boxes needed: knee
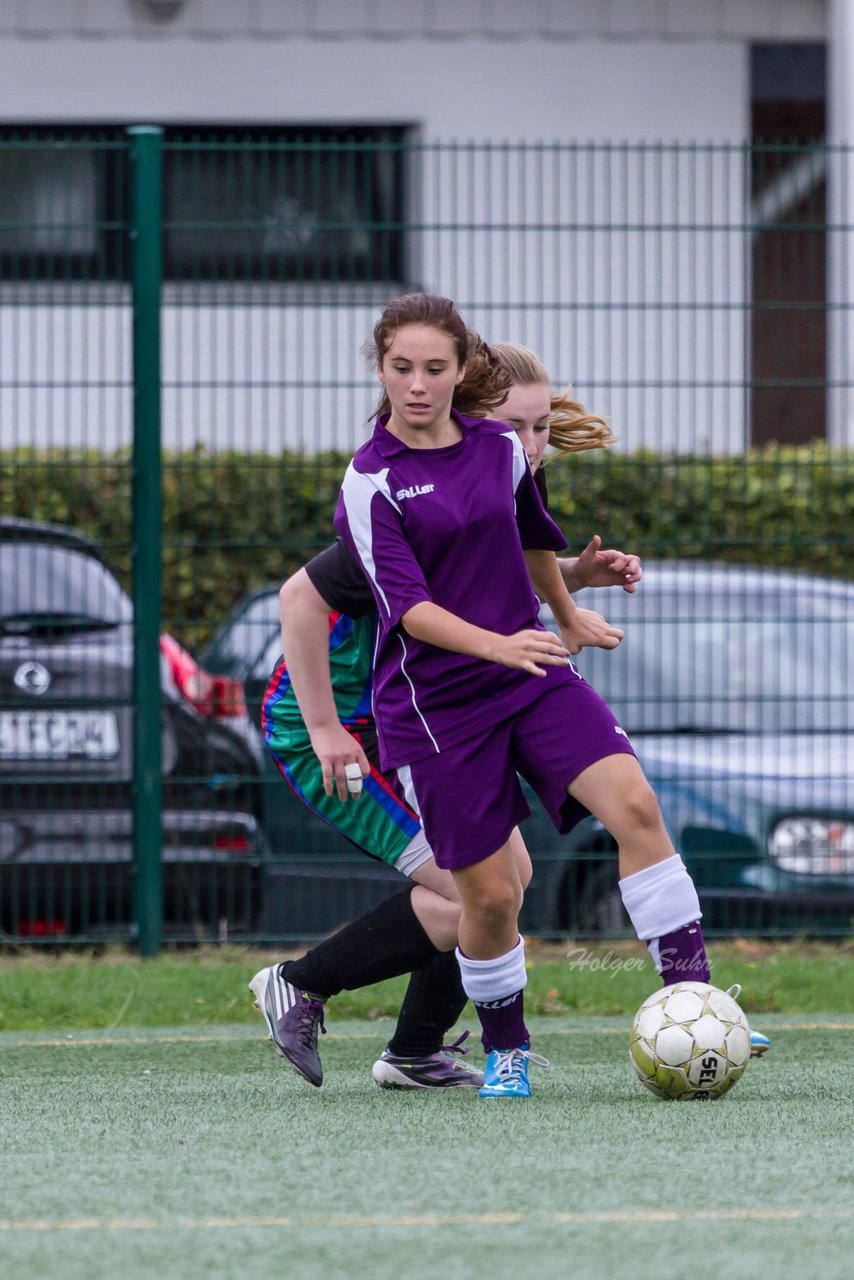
[433,895,462,945]
[621,781,665,835]
[410,885,462,951]
[466,877,523,929]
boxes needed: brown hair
[366,293,511,419]
[489,342,615,454]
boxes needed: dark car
[202,562,854,938]
[0,517,267,940]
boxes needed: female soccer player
[253,321,769,1093]
[330,292,731,1099]
[250,338,638,1089]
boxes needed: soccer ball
[629,981,751,1100]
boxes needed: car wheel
[561,858,630,936]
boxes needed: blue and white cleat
[749,1029,771,1058]
[478,1043,549,1098]
[726,984,771,1058]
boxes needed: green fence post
[128,126,163,956]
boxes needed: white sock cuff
[455,937,527,1002]
[618,854,702,942]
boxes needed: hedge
[2,444,852,652]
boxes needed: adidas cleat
[249,966,326,1086]
[371,1031,483,1089]
[478,1043,549,1099]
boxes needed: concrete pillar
[828,0,854,445]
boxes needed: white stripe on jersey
[343,463,439,753]
[501,429,529,493]
[340,463,398,619]
[396,632,440,754]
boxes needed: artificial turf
[2,1016,852,1280]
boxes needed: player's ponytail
[452,331,513,416]
[546,389,614,454]
[490,341,615,455]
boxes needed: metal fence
[0,128,852,948]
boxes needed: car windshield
[0,543,131,627]
[204,592,279,677]
[568,579,854,734]
[205,568,854,733]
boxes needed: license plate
[0,710,120,760]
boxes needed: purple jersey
[333,410,574,768]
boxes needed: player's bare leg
[452,840,548,1098]
[569,753,771,1055]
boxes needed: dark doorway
[750,42,826,445]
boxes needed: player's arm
[529,449,641,595]
[336,467,573,675]
[401,599,572,677]
[558,535,643,594]
[515,439,619,642]
[524,548,623,653]
[278,568,338,731]
[278,565,370,801]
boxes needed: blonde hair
[490,342,615,454]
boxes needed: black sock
[387,949,468,1059]
[280,888,438,999]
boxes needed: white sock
[455,936,527,1003]
[618,854,702,942]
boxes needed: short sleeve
[304,541,376,618]
[513,450,568,553]
[534,463,549,510]
[334,463,433,629]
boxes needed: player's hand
[574,535,643,594]
[308,723,371,801]
[491,629,573,677]
[560,607,624,654]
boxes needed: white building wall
[0,1,827,45]
[0,1,829,454]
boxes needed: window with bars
[0,124,408,285]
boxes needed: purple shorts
[392,677,636,870]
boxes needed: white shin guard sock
[455,936,527,1003]
[618,854,702,943]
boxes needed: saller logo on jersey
[396,483,435,501]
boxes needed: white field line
[5,1021,853,1049]
[0,1207,852,1232]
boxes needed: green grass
[1,943,852,1277]
[1,1018,853,1280]
[0,940,852,1032]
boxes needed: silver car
[536,561,854,933]
[203,560,854,937]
